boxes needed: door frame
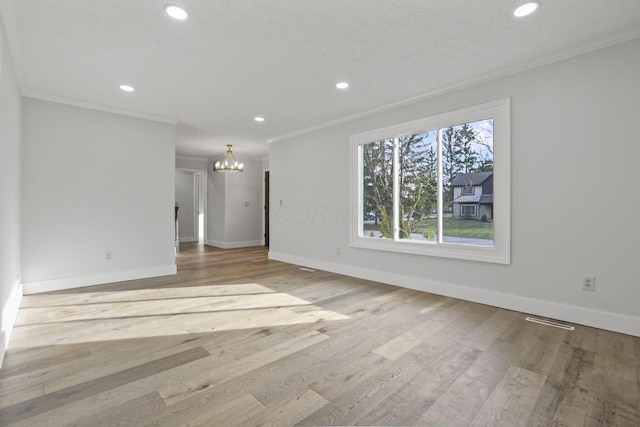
[194,171,207,242]
[264,170,270,247]
[175,168,208,245]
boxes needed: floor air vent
[525,316,575,331]
[298,267,316,272]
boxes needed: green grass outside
[364,218,494,239]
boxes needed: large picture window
[350,99,510,264]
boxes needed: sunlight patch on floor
[17,292,315,325]
[9,285,350,348]
[19,283,276,308]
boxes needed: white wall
[269,38,640,336]
[175,170,196,242]
[226,158,263,244]
[0,16,23,364]
[207,158,264,248]
[176,155,208,171]
[208,165,226,244]
[21,98,177,293]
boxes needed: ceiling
[2,1,639,160]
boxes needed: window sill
[350,235,510,265]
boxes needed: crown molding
[268,31,640,144]
[24,91,179,125]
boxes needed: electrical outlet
[582,275,595,291]
[105,251,113,262]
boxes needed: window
[461,205,477,217]
[462,186,475,195]
[350,99,510,264]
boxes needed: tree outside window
[352,98,510,264]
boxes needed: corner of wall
[1,281,23,366]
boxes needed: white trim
[194,171,207,244]
[23,92,179,124]
[22,265,177,295]
[206,239,263,249]
[460,204,477,217]
[462,186,476,196]
[268,251,640,337]
[267,31,640,145]
[1,282,23,365]
[350,98,510,265]
[178,236,198,243]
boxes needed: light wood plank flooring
[1,243,639,426]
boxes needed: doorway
[264,171,270,247]
[175,169,208,247]
[194,172,206,243]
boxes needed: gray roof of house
[451,172,493,186]
[454,194,481,203]
[454,194,493,204]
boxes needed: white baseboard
[206,239,263,249]
[22,265,177,295]
[1,281,23,366]
[178,236,198,243]
[268,251,640,337]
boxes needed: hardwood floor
[1,243,639,426]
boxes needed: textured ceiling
[2,0,640,160]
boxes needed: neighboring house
[452,172,493,220]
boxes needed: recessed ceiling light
[336,82,349,89]
[255,116,265,122]
[165,5,189,20]
[514,1,540,17]
[119,84,135,92]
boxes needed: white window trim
[349,98,510,265]
[461,204,477,217]
[462,186,475,195]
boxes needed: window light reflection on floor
[11,284,350,348]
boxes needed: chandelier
[213,145,244,173]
